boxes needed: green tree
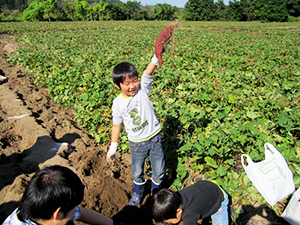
[144,4,154,19]
[238,0,256,21]
[42,0,58,21]
[61,0,76,20]
[92,0,108,20]
[72,0,92,20]
[23,0,43,21]
[214,0,227,20]
[54,0,69,21]
[253,0,288,22]
[137,9,149,20]
[185,0,215,21]
[226,0,246,21]
[122,1,142,20]
[103,2,124,20]
[0,0,27,10]
[153,3,176,20]
[287,0,300,17]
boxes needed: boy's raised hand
[151,54,159,66]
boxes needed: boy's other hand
[107,142,118,162]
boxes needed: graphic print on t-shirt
[129,108,141,125]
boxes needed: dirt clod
[0,37,134,224]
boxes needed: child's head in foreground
[152,188,183,224]
[18,165,84,223]
[112,62,139,98]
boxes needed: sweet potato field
[1,21,300,208]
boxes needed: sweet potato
[155,20,179,68]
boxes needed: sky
[135,0,230,8]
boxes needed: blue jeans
[129,133,165,184]
[211,190,229,225]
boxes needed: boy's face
[164,208,182,224]
[116,75,139,98]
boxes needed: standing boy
[106,53,165,206]
[152,180,229,225]
[3,165,114,225]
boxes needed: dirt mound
[0,37,145,224]
[0,36,289,225]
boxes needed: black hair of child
[18,165,84,222]
[152,189,182,222]
[112,62,138,88]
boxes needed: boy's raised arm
[145,54,159,76]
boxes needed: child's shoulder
[187,180,219,190]
[113,93,123,101]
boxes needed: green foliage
[0,9,23,21]
[42,0,58,21]
[226,0,248,21]
[287,0,300,17]
[23,0,43,21]
[122,1,141,20]
[12,0,300,22]
[72,0,92,21]
[185,0,216,21]
[92,1,108,21]
[153,3,176,21]
[4,21,300,207]
[185,0,294,22]
[253,0,289,22]
[0,0,27,10]
[102,2,125,20]
[214,0,227,21]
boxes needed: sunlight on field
[1,21,299,209]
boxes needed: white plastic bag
[281,187,300,225]
[241,143,295,206]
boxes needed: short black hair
[112,62,138,88]
[152,188,182,222]
[18,165,84,222]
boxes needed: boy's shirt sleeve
[2,209,29,225]
[112,95,123,125]
[71,206,81,221]
[2,207,81,225]
[140,71,153,96]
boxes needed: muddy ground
[0,36,155,225]
[0,36,290,225]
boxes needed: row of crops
[1,21,300,209]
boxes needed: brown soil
[0,36,291,225]
[0,36,154,225]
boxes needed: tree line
[0,0,299,22]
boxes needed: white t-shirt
[112,71,161,142]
